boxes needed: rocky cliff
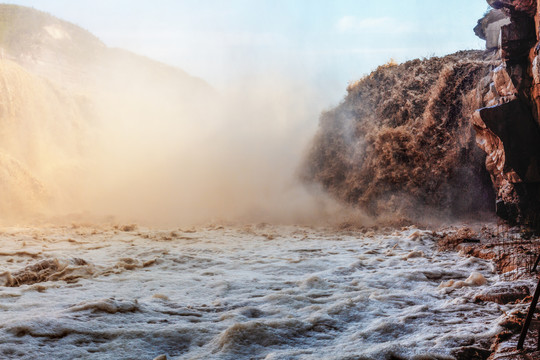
[473,0,540,226]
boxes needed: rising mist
[0,5,363,226]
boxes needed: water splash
[302,51,498,224]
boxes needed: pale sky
[6,0,489,101]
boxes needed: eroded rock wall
[474,0,540,225]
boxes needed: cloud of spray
[0,41,494,229]
[301,51,498,226]
[18,55,365,227]
[0,5,373,227]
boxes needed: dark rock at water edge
[474,284,530,304]
[453,346,492,360]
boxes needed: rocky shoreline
[436,223,540,359]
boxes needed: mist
[80,68,349,226]
[0,2,490,228]
[0,35,363,227]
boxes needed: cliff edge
[473,0,540,226]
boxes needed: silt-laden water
[0,224,520,359]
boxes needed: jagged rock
[500,18,536,59]
[453,346,492,360]
[531,54,540,119]
[477,99,540,182]
[488,0,537,16]
[473,97,540,223]
[481,66,518,106]
[472,0,540,226]
[474,9,511,50]
[492,66,518,97]
[504,62,528,95]
[498,315,524,331]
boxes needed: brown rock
[492,66,517,97]
[474,285,530,304]
[531,54,540,117]
[498,315,524,331]
[453,346,492,360]
[477,99,540,182]
[472,0,540,226]
[488,0,537,17]
[494,330,513,343]
[500,20,536,60]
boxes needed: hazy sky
[7,0,489,101]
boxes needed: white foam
[0,226,521,359]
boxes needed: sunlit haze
[0,0,492,226]
[1,2,535,359]
[5,0,487,101]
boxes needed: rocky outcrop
[474,9,511,50]
[488,0,537,16]
[473,0,540,226]
[474,284,530,304]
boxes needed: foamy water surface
[0,224,519,359]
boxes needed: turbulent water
[0,224,520,360]
[302,51,498,222]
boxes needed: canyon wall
[473,0,540,226]
[0,5,213,222]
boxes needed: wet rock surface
[474,285,530,304]
[454,346,492,360]
[435,223,540,360]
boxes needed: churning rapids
[0,224,524,360]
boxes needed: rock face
[474,9,511,50]
[473,284,530,304]
[473,0,540,226]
